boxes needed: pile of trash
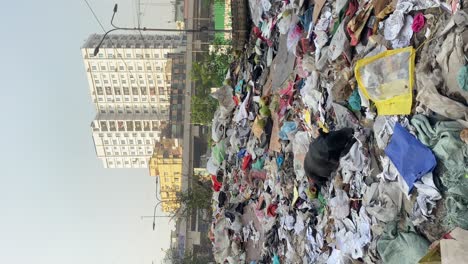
[208,0,468,263]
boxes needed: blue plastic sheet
[235,79,244,94]
[384,123,436,191]
[279,121,297,140]
[272,254,281,264]
[276,156,284,168]
[348,88,361,111]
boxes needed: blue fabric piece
[279,121,297,140]
[457,65,468,91]
[348,88,361,111]
[237,149,246,159]
[385,123,437,191]
[297,79,305,91]
[299,7,313,31]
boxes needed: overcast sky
[0,0,177,263]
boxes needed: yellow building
[149,138,183,213]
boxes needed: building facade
[149,138,183,212]
[82,33,186,168]
[167,52,187,139]
[91,114,163,168]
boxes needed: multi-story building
[82,33,186,168]
[167,53,187,139]
[149,138,183,212]
[91,114,163,168]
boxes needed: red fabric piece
[346,0,358,17]
[267,204,278,217]
[233,96,240,106]
[241,154,252,171]
[211,175,222,192]
[412,13,425,33]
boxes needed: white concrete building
[91,114,163,168]
[82,33,186,168]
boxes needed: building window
[96,87,103,95]
[92,65,97,71]
[119,65,124,71]
[105,87,112,95]
[132,87,138,95]
[123,87,129,95]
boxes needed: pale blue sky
[0,1,176,263]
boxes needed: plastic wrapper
[355,47,415,115]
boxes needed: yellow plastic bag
[355,47,415,115]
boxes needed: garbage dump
[209,0,468,263]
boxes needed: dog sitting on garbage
[304,128,356,187]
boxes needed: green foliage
[164,248,213,264]
[190,46,233,94]
[190,45,233,125]
[191,95,218,125]
[172,173,212,219]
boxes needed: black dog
[303,128,355,186]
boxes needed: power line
[82,0,178,120]
[82,0,158,116]
[82,0,107,32]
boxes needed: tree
[190,46,233,95]
[163,248,213,264]
[190,45,233,125]
[191,95,218,125]
[171,173,212,220]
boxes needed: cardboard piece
[418,228,468,264]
